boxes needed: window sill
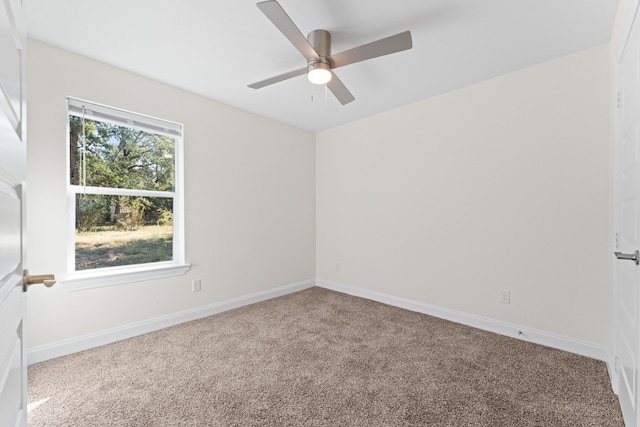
[60,262,191,291]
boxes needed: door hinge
[616,232,621,249]
[618,91,623,109]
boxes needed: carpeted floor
[28,287,624,426]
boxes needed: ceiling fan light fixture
[308,62,332,85]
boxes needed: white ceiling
[26,0,618,133]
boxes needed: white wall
[26,37,611,353]
[317,45,610,345]
[26,40,316,349]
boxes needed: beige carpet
[28,287,623,426]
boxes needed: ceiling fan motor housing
[307,29,332,84]
[307,29,331,64]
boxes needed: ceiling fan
[248,0,413,105]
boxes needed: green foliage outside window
[70,116,175,232]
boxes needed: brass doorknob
[23,273,56,292]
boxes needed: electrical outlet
[336,263,341,272]
[499,289,510,304]
[192,279,201,292]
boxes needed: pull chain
[325,84,328,111]
[309,82,329,111]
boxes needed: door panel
[0,287,25,427]
[0,179,21,284]
[0,0,25,137]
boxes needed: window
[65,98,189,289]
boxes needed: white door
[0,0,27,425]
[615,4,640,426]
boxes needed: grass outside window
[75,225,173,270]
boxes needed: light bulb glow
[308,63,332,85]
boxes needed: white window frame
[63,97,190,290]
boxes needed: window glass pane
[75,194,173,270]
[69,115,175,191]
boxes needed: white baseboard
[28,278,609,366]
[316,278,608,362]
[27,279,316,365]
[608,354,620,396]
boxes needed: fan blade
[257,1,318,60]
[327,72,355,105]
[329,31,412,69]
[248,67,308,89]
